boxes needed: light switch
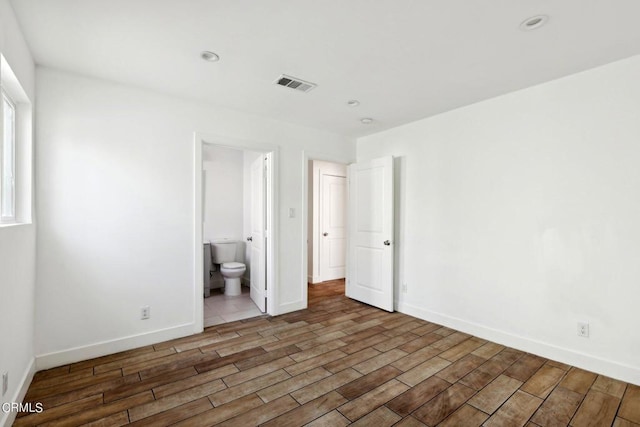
[289,208,295,218]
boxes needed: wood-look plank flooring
[17,279,640,426]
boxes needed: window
[1,90,16,221]
[0,53,32,225]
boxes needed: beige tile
[484,390,543,427]
[291,368,362,405]
[613,417,640,427]
[468,374,522,414]
[257,367,332,403]
[304,410,351,427]
[262,391,346,427]
[531,386,583,427]
[221,308,263,323]
[439,404,489,427]
[351,348,407,375]
[350,406,401,426]
[397,356,451,387]
[128,380,226,422]
[209,369,290,406]
[393,416,428,427]
[386,375,450,417]
[570,390,620,427]
[412,383,476,426]
[338,379,410,421]
[173,394,263,427]
[520,365,567,399]
[558,367,597,395]
[619,385,640,424]
[472,342,506,359]
[591,375,627,398]
[216,395,299,427]
[222,356,294,387]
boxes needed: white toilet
[211,240,246,296]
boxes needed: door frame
[194,132,278,333]
[318,163,348,282]
[302,151,354,305]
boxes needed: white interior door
[320,174,347,281]
[250,156,266,312]
[347,156,394,312]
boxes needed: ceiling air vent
[275,74,317,93]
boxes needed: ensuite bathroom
[202,144,265,327]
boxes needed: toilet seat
[222,262,245,269]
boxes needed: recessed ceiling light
[519,15,549,31]
[201,51,220,62]
[347,100,360,107]
[360,118,374,124]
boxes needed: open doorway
[303,155,396,312]
[307,159,348,299]
[194,134,276,332]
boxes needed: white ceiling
[9,0,640,137]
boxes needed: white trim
[194,132,279,318]
[193,135,204,333]
[278,299,307,314]
[398,301,640,386]
[35,323,195,370]
[0,358,35,427]
[317,162,347,282]
[1,90,16,223]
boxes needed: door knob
[247,237,253,242]
[323,232,329,236]
[383,240,391,246]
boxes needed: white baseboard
[278,300,307,316]
[310,275,321,284]
[35,323,195,371]
[398,302,640,386]
[0,358,35,427]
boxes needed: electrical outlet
[2,372,8,396]
[577,322,589,338]
[141,306,151,320]
[401,283,408,293]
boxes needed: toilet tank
[211,240,238,264]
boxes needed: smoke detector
[275,75,317,93]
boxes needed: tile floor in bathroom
[203,285,263,327]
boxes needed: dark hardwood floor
[16,279,640,426]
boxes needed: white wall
[0,1,35,426]
[34,67,355,367]
[358,54,640,385]
[203,145,243,242]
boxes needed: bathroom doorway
[194,134,276,332]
